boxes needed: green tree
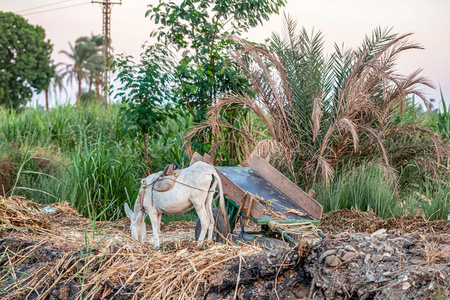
[113,44,176,171]
[0,12,54,109]
[147,0,286,120]
[147,0,285,161]
[59,34,103,106]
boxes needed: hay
[0,195,53,233]
[0,196,263,300]
[319,208,450,234]
[1,236,262,299]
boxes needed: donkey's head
[124,202,147,243]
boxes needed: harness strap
[141,174,215,209]
[143,176,215,193]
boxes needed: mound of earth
[0,157,15,196]
[1,197,449,299]
[207,231,450,299]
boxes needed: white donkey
[124,161,229,248]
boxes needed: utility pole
[92,0,122,106]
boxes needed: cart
[190,152,324,246]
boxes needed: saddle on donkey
[152,164,181,192]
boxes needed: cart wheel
[195,208,229,243]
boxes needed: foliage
[113,44,177,171]
[146,110,194,171]
[146,0,285,130]
[59,34,103,104]
[0,11,54,109]
[416,179,450,221]
[66,139,142,220]
[1,101,196,220]
[434,87,450,140]
[0,103,120,152]
[314,165,396,219]
[200,16,445,190]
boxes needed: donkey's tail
[212,170,230,235]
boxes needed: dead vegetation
[0,196,261,299]
[0,158,15,197]
[319,208,450,234]
[1,197,449,299]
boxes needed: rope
[140,174,215,208]
[142,176,215,193]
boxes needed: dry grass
[0,196,263,299]
[0,196,53,233]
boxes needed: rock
[372,254,383,263]
[325,255,341,267]
[366,273,376,282]
[372,228,387,237]
[344,245,357,252]
[342,252,359,261]
[402,282,411,290]
[318,249,337,263]
[383,245,394,253]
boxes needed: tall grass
[67,138,142,220]
[11,138,142,220]
[0,103,122,153]
[435,87,450,140]
[414,180,449,221]
[2,102,197,221]
[314,165,396,219]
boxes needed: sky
[1,0,449,109]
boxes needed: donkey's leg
[148,211,161,248]
[205,191,215,240]
[195,204,210,241]
[157,213,162,235]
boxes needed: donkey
[124,161,229,248]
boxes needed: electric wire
[14,0,78,13]
[21,2,91,16]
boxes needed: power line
[22,2,91,16]
[15,0,77,13]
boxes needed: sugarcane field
[1,1,450,299]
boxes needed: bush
[414,179,450,221]
[314,165,396,219]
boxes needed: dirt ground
[1,197,449,299]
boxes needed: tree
[147,0,285,161]
[200,18,443,188]
[0,12,54,109]
[113,44,176,171]
[59,35,103,106]
[147,0,286,120]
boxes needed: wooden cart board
[190,152,323,223]
[216,166,312,221]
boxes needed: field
[2,7,450,299]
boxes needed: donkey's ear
[124,203,134,219]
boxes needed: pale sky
[1,0,449,109]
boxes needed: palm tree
[59,35,103,106]
[191,16,445,188]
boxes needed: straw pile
[0,195,53,233]
[319,208,450,234]
[0,196,263,299]
[1,238,262,299]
